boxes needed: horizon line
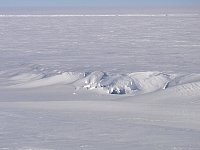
[0,13,199,17]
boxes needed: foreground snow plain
[0,8,200,150]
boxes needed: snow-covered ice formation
[2,69,199,97]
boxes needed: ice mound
[75,71,137,94]
[74,71,174,94]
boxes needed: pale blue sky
[0,0,199,7]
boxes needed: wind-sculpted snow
[4,70,200,95]
[7,72,85,88]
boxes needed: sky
[0,0,199,7]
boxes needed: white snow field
[0,8,200,150]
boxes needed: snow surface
[0,8,200,150]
